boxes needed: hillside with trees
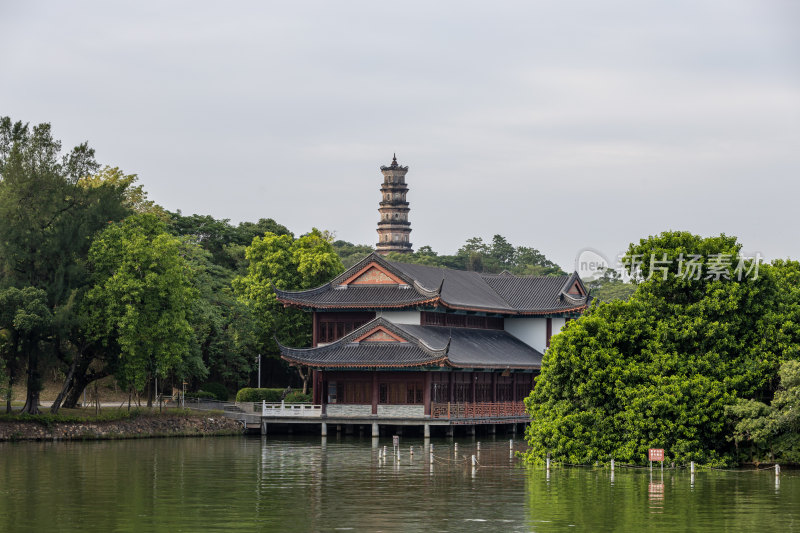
[334,234,566,276]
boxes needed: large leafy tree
[0,287,52,413]
[166,212,292,391]
[84,214,198,405]
[524,231,798,465]
[727,360,800,463]
[233,229,343,391]
[0,117,131,412]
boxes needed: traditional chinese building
[375,155,412,255]
[271,250,589,437]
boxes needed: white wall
[377,310,421,325]
[504,317,548,353]
[551,318,566,337]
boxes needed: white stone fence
[260,401,322,417]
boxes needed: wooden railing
[430,402,527,420]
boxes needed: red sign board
[648,448,665,461]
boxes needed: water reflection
[0,438,798,532]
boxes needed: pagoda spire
[376,155,412,255]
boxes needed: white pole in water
[611,459,615,472]
[546,456,550,469]
[690,461,695,474]
[509,439,513,450]
[775,463,780,476]
[410,446,414,456]
[454,443,458,458]
[477,442,481,451]
[472,455,477,466]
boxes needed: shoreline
[0,412,243,441]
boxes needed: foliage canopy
[525,231,800,465]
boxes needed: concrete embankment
[0,414,243,441]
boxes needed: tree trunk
[146,377,153,408]
[62,366,109,408]
[50,352,81,414]
[5,373,13,414]
[20,350,41,415]
[297,366,309,395]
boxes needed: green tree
[727,360,800,463]
[181,240,259,392]
[332,240,375,269]
[0,287,52,413]
[233,228,343,392]
[585,268,636,302]
[168,211,291,272]
[524,231,796,466]
[384,235,565,275]
[84,214,198,406]
[0,117,131,413]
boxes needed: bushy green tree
[585,268,636,302]
[0,117,132,412]
[84,214,198,405]
[0,287,52,413]
[525,231,798,466]
[232,229,343,392]
[726,361,800,464]
[332,240,375,269]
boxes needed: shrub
[200,382,229,401]
[235,388,284,403]
[284,392,312,404]
[185,391,215,400]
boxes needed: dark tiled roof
[396,324,543,369]
[276,252,588,315]
[279,317,542,370]
[479,271,586,314]
[279,318,447,369]
[275,285,437,309]
[389,262,513,311]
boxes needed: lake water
[0,436,797,532]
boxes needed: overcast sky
[2,1,798,271]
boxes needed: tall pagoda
[376,154,412,255]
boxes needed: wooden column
[312,370,319,404]
[371,371,378,415]
[320,371,326,416]
[448,371,454,403]
[512,372,518,401]
[546,318,553,348]
[312,311,318,347]
[471,372,476,403]
[423,372,432,416]
[492,372,497,403]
